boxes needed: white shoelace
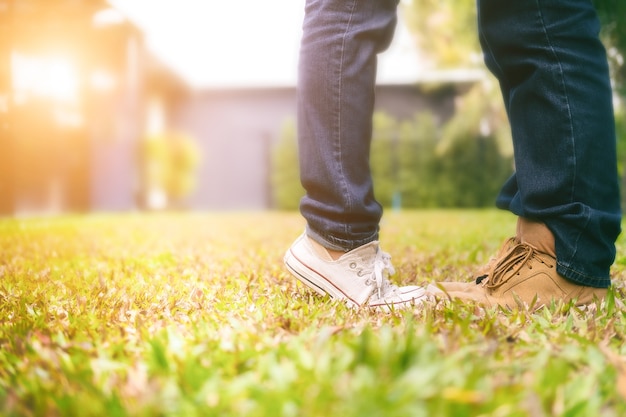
[373,249,396,299]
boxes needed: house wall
[174,88,293,210]
[172,83,470,210]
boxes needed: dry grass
[0,210,625,416]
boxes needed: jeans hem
[556,262,611,289]
[305,224,378,252]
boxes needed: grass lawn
[1,210,625,416]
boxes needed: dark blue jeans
[479,0,621,287]
[298,0,621,287]
[298,0,398,251]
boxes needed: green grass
[1,210,625,416]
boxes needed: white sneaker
[284,233,426,309]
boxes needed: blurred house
[0,0,484,215]
[0,0,186,215]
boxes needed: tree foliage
[271,119,304,210]
[137,132,201,209]
[401,0,480,68]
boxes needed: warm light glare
[0,95,8,113]
[109,0,304,88]
[90,69,117,92]
[11,53,79,103]
[92,7,126,27]
[52,108,84,128]
[146,97,165,134]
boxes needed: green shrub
[271,119,304,210]
[137,131,201,209]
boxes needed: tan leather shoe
[430,240,607,310]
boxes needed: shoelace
[350,248,396,299]
[476,242,553,289]
[373,249,396,299]
[474,237,518,282]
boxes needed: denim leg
[478,0,622,287]
[297,0,399,251]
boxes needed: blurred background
[0,0,624,216]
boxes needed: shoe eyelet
[357,270,366,277]
[350,262,357,269]
[364,278,372,285]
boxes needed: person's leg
[432,0,621,308]
[285,0,425,309]
[482,0,621,287]
[297,0,397,252]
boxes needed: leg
[285,0,426,309]
[297,0,397,251]
[480,0,621,287]
[431,0,621,308]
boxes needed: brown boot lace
[475,242,555,290]
[474,237,518,283]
